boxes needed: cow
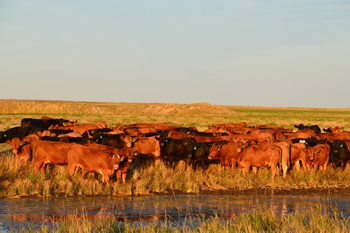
[97,133,134,148]
[208,141,244,170]
[6,137,32,163]
[115,148,140,184]
[323,126,345,133]
[290,143,308,171]
[21,117,76,129]
[49,122,107,135]
[305,144,330,171]
[132,136,162,166]
[294,124,321,135]
[0,126,42,143]
[328,140,350,169]
[291,137,327,147]
[67,143,121,183]
[237,144,283,179]
[160,137,198,168]
[274,141,291,178]
[31,140,73,172]
[280,132,315,141]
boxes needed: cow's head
[208,143,221,160]
[307,148,320,161]
[121,135,134,148]
[109,153,121,170]
[6,137,21,155]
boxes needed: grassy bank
[1,150,349,198]
[19,204,350,232]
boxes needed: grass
[0,150,349,198]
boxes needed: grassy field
[0,99,350,199]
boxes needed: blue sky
[1,1,350,108]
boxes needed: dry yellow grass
[1,99,349,132]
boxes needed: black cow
[191,141,223,170]
[161,137,198,168]
[294,124,321,135]
[97,133,134,148]
[20,117,75,129]
[291,137,327,147]
[0,126,41,143]
[329,140,350,169]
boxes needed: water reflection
[0,191,349,232]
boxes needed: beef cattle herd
[0,116,349,183]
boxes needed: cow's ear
[120,135,125,140]
[5,139,10,144]
[132,138,138,142]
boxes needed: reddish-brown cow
[305,144,330,171]
[67,143,121,183]
[290,143,307,171]
[6,137,31,163]
[208,141,244,170]
[49,122,107,134]
[32,140,72,172]
[132,136,161,165]
[274,141,291,178]
[237,144,283,179]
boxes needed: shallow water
[0,191,349,232]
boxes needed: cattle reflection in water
[0,193,349,231]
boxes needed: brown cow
[274,141,291,178]
[32,140,72,172]
[290,143,308,171]
[6,137,32,163]
[67,143,121,183]
[49,122,107,134]
[305,144,330,171]
[6,134,41,163]
[132,136,161,165]
[237,144,283,179]
[208,141,244,170]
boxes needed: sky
[1,0,350,108]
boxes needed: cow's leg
[294,160,301,171]
[122,172,127,184]
[35,160,43,173]
[116,170,122,183]
[68,164,76,176]
[242,165,250,174]
[270,165,277,180]
[252,167,258,174]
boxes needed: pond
[0,190,349,232]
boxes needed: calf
[67,144,121,183]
